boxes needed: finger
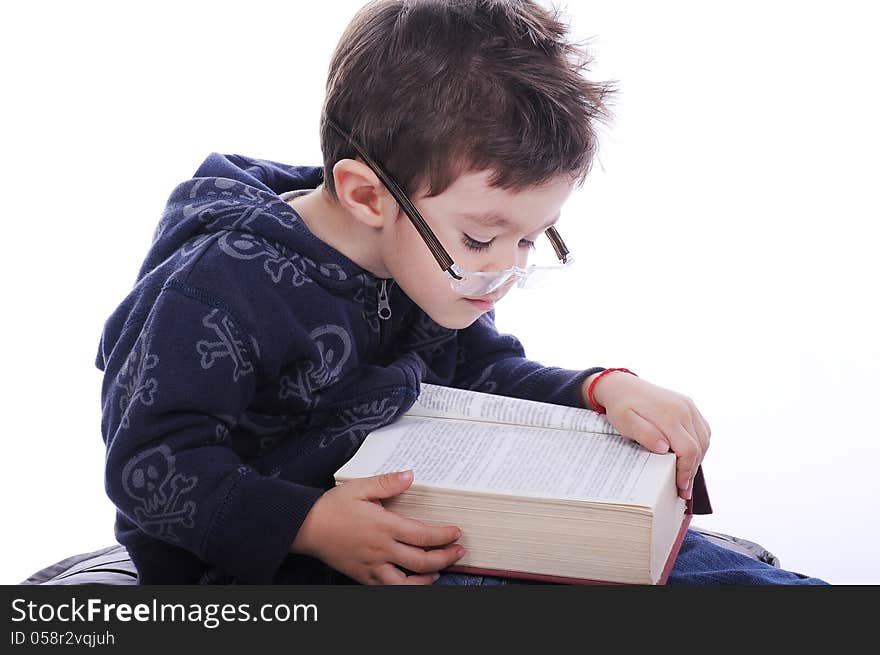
[692,417,709,458]
[374,562,440,585]
[352,470,414,501]
[670,427,701,500]
[639,413,700,499]
[680,402,709,460]
[390,541,466,575]
[681,415,707,499]
[391,516,463,549]
[694,407,712,454]
[616,408,671,454]
[682,413,707,466]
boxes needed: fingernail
[399,470,413,482]
[454,529,462,539]
[653,440,670,454]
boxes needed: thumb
[356,470,414,500]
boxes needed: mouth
[464,296,496,311]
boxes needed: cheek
[396,225,437,275]
[389,220,451,295]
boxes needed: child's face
[380,169,574,330]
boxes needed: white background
[2,1,877,585]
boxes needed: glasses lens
[450,270,520,297]
[519,266,553,290]
[529,236,565,268]
[519,256,576,290]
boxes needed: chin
[427,313,470,330]
[423,305,484,330]
[441,317,479,330]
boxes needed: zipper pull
[377,279,392,320]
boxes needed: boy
[98,0,825,585]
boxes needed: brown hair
[321,0,616,202]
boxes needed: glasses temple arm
[546,226,571,264]
[326,119,462,279]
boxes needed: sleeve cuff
[204,467,326,584]
[528,366,607,409]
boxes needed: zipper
[375,278,394,362]
[377,278,393,320]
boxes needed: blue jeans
[433,529,829,585]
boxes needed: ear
[332,159,399,229]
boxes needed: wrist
[582,372,606,411]
[582,368,639,413]
[290,496,326,558]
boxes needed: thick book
[334,383,712,585]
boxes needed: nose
[481,242,527,273]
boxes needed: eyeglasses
[326,118,575,297]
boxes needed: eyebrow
[461,211,560,233]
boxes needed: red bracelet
[588,368,638,414]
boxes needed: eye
[462,235,538,252]
[462,234,493,251]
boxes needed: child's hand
[584,372,711,501]
[290,470,465,584]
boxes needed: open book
[334,383,711,585]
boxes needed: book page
[408,383,618,436]
[335,415,674,505]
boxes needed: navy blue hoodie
[96,153,606,584]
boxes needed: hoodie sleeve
[102,278,324,584]
[451,310,606,409]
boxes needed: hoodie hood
[97,152,411,375]
[134,153,371,292]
